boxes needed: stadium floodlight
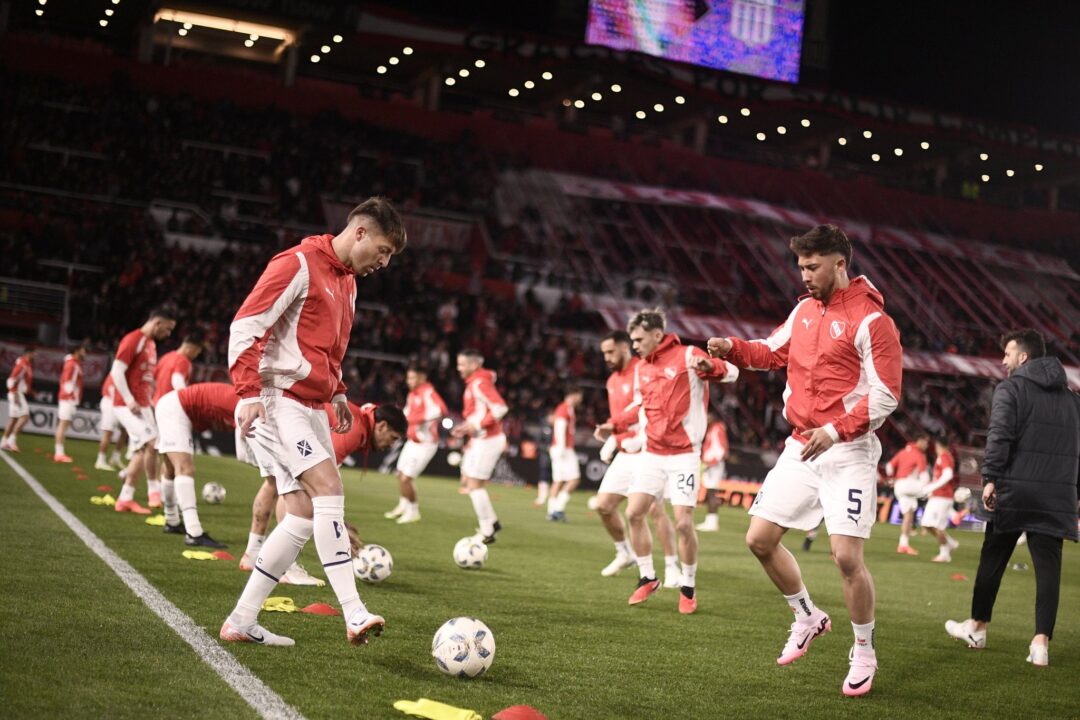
[756,132,766,141]
[863,130,872,139]
[542,71,553,80]
[1006,169,1015,177]
[562,99,571,107]
[244,39,254,47]
[178,28,187,35]
[35,8,43,14]
[717,115,728,124]
[334,35,344,43]
[740,107,751,116]
[636,110,646,119]
[113,0,120,4]
[800,118,810,127]
[389,56,399,65]
[524,80,535,89]
[321,45,331,53]
[979,152,989,161]
[776,126,786,135]
[376,65,387,74]
[106,9,115,16]
[981,174,989,182]
[592,92,602,101]
[871,153,881,162]
[442,418,454,430]
[653,103,664,112]
[403,46,413,55]
[675,95,686,104]
[838,137,847,145]
[458,68,469,77]
[310,54,320,62]
[475,59,486,68]
[508,88,520,97]
[39,0,46,5]
[155,9,297,45]
[894,147,903,156]
[920,141,930,150]
[445,77,455,86]
[574,100,585,108]
[1035,163,1044,171]
[100,19,108,26]
[249,33,258,40]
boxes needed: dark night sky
[408,0,1080,136]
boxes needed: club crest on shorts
[296,439,313,457]
[829,320,846,340]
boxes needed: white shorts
[893,478,925,514]
[550,447,581,483]
[396,440,438,479]
[598,451,636,496]
[462,434,506,481]
[749,434,881,539]
[922,496,954,530]
[57,400,77,422]
[243,393,334,495]
[703,462,726,490]
[629,451,701,508]
[99,397,120,434]
[7,393,28,419]
[113,404,158,451]
[155,391,194,455]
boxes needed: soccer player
[696,412,730,532]
[886,433,930,555]
[1,346,35,452]
[450,349,508,544]
[707,224,902,697]
[53,343,88,463]
[594,330,681,583]
[547,387,583,521]
[923,436,960,563]
[110,307,176,513]
[598,308,738,614]
[221,197,406,648]
[153,332,203,405]
[239,401,406,584]
[385,366,447,524]
[155,382,239,547]
[95,375,127,470]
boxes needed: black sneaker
[185,533,228,549]
[163,522,186,535]
[481,520,502,545]
[802,537,814,552]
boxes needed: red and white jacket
[462,368,508,439]
[110,329,157,408]
[329,401,376,465]
[7,355,32,396]
[58,354,83,404]
[153,350,193,407]
[406,382,448,445]
[613,334,737,456]
[605,356,642,452]
[229,234,356,406]
[177,383,239,433]
[926,449,957,499]
[551,401,576,452]
[725,276,902,444]
[886,443,930,483]
[702,420,729,466]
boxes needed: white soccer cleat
[931,552,952,563]
[396,507,421,524]
[696,517,720,532]
[219,620,295,647]
[280,563,325,586]
[94,459,115,471]
[346,609,385,646]
[600,553,636,577]
[1026,642,1049,667]
[945,618,986,649]
[383,505,404,520]
[946,536,960,551]
[842,646,878,697]
[663,572,682,589]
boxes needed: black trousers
[971,521,1064,638]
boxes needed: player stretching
[599,309,738,614]
[240,400,406,583]
[885,433,929,555]
[451,349,508,544]
[923,437,960,563]
[95,375,127,470]
[111,307,176,513]
[594,331,681,583]
[221,197,406,647]
[696,412,730,532]
[708,224,902,697]
[53,343,88,462]
[385,366,447,524]
[154,332,204,521]
[547,387,583,521]
[2,346,35,452]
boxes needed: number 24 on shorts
[676,473,696,492]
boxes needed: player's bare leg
[466,475,500,542]
[831,534,877,696]
[386,470,420,522]
[651,501,680,587]
[672,504,700,613]
[159,453,183,532]
[626,493,661,604]
[596,492,635,576]
[53,419,73,461]
[144,446,162,508]
[166,450,224,548]
[114,447,150,514]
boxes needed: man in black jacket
[946,329,1080,667]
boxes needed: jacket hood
[821,275,884,309]
[468,367,498,384]
[302,234,351,275]
[1013,356,1068,390]
[646,333,682,362]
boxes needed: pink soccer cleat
[842,646,878,697]
[114,499,152,515]
[628,577,661,606]
[777,609,831,665]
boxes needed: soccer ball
[201,482,226,504]
[954,487,973,504]
[353,543,393,583]
[453,536,488,569]
[432,617,495,678]
[447,450,462,467]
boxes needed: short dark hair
[182,330,204,346]
[1000,328,1045,359]
[627,307,666,334]
[790,224,852,267]
[348,196,407,253]
[406,364,427,376]
[458,348,484,362]
[149,305,176,321]
[375,404,408,435]
[603,330,631,345]
[565,385,583,398]
[933,435,949,448]
[915,432,930,442]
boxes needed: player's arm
[691,346,740,383]
[7,361,23,392]
[708,304,801,371]
[923,465,955,495]
[552,415,568,451]
[424,388,446,422]
[110,336,140,411]
[822,313,902,443]
[465,380,507,433]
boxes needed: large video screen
[586,0,804,83]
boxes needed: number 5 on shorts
[847,488,863,516]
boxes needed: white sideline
[0,452,307,720]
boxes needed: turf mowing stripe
[0,452,307,720]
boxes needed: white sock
[110,450,122,465]
[96,452,108,464]
[784,587,816,621]
[636,555,656,580]
[554,490,571,513]
[469,488,497,536]
[174,475,203,537]
[899,533,910,546]
[118,484,135,503]
[392,497,406,513]
[162,479,179,525]
[55,443,64,457]
[547,495,557,514]
[246,533,266,557]
[705,512,718,524]
[664,554,679,574]
[229,514,312,628]
[681,562,697,588]
[408,501,420,514]
[312,496,364,618]
[615,540,632,557]
[148,479,161,496]
[536,481,550,502]
[852,620,876,652]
